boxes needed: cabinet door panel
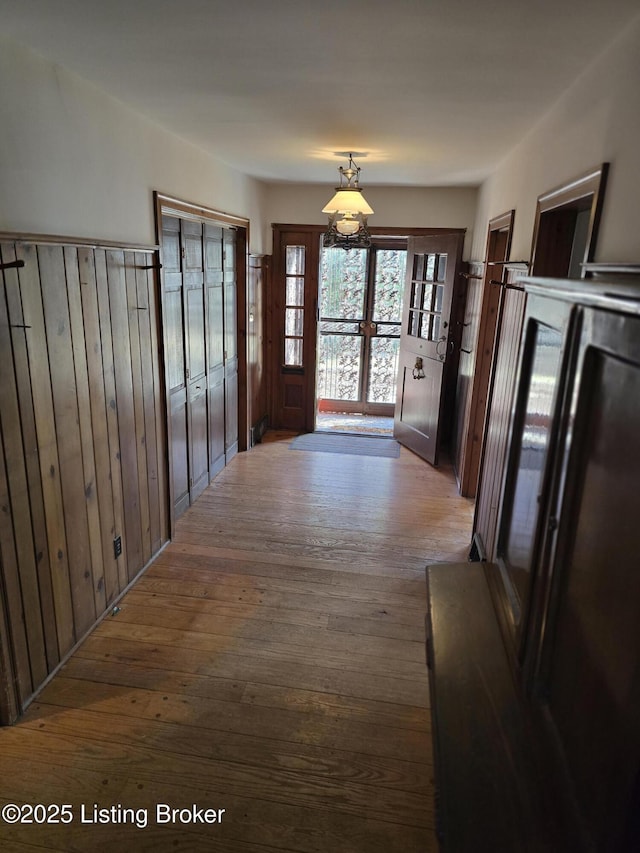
[170,389,189,519]
[225,356,239,460]
[541,308,640,852]
[188,386,209,501]
[207,284,224,370]
[186,286,205,381]
[495,293,573,639]
[208,367,226,479]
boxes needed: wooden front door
[394,234,463,465]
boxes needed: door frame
[456,211,515,497]
[530,164,608,277]
[154,192,249,535]
[270,224,467,432]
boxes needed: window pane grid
[284,246,305,366]
[407,252,446,341]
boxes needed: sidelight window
[284,246,305,366]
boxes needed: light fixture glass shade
[336,216,361,235]
[322,188,374,216]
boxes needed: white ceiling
[1,0,638,186]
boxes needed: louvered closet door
[223,228,239,461]
[162,216,190,518]
[182,220,209,503]
[205,223,226,479]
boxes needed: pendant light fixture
[322,153,374,249]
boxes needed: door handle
[436,336,453,362]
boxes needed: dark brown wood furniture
[427,271,640,852]
[426,562,580,852]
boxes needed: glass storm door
[316,243,407,417]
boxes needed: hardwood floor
[0,434,473,852]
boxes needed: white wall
[0,37,268,254]
[5,11,638,266]
[472,14,640,264]
[265,184,479,258]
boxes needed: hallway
[0,435,473,853]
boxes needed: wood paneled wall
[472,269,527,561]
[0,238,168,722]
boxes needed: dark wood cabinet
[427,271,640,851]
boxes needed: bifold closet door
[205,223,226,479]
[162,215,239,523]
[224,228,239,461]
[182,220,209,503]
[161,216,190,519]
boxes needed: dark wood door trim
[156,194,250,232]
[455,210,515,497]
[272,224,466,239]
[530,164,609,278]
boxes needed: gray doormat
[290,432,401,458]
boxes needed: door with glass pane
[272,230,320,431]
[316,242,407,418]
[394,234,463,465]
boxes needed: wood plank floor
[0,434,473,853]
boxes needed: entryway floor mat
[289,432,401,458]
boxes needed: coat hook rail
[0,259,25,271]
[490,279,525,292]
[487,260,531,266]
